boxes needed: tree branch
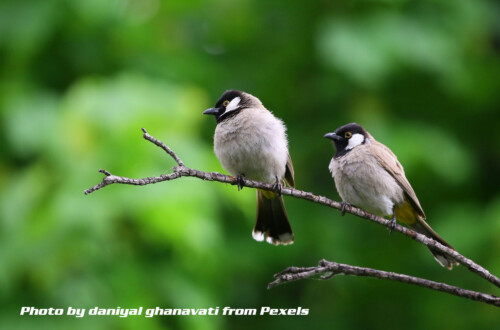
[84,128,500,306]
[268,260,500,307]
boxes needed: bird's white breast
[214,108,288,183]
[329,144,404,217]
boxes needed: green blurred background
[1,0,499,329]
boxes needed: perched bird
[203,90,295,245]
[324,123,458,269]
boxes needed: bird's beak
[203,107,220,116]
[324,132,341,141]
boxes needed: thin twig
[268,260,500,307]
[141,128,184,167]
[84,128,500,305]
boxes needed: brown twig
[268,260,500,307]
[84,128,500,306]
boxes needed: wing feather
[284,153,295,188]
[369,138,426,219]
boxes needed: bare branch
[83,170,182,195]
[84,128,500,305]
[141,128,184,167]
[268,259,500,307]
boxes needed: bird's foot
[340,202,352,216]
[388,214,397,235]
[236,174,245,191]
[272,176,283,197]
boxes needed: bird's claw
[272,176,282,197]
[388,215,397,235]
[340,202,352,216]
[236,174,245,191]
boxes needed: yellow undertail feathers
[394,200,418,225]
[258,189,277,199]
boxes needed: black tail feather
[411,221,458,270]
[253,190,294,245]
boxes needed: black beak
[203,107,220,116]
[324,132,341,141]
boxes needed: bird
[324,122,458,269]
[203,90,295,245]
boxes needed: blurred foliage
[0,0,499,329]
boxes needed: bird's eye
[345,132,352,138]
[223,100,230,107]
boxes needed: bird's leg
[340,202,352,216]
[388,211,397,235]
[236,174,245,191]
[272,176,282,197]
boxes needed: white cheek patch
[225,97,241,112]
[346,133,365,150]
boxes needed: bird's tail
[253,189,294,245]
[410,220,459,270]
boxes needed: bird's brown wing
[369,137,456,269]
[369,139,426,219]
[284,153,295,188]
